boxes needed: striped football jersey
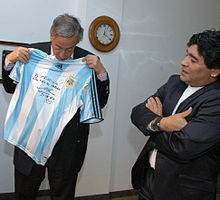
[3,48,103,165]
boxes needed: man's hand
[160,107,192,132]
[7,47,31,64]
[82,55,106,74]
[146,97,163,116]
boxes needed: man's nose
[181,56,189,67]
[59,50,66,60]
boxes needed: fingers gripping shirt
[3,48,103,165]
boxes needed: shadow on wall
[3,141,14,158]
[127,126,148,155]
[1,87,13,157]
[88,104,109,139]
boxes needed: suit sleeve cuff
[148,121,156,132]
[4,57,15,71]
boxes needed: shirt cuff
[4,57,15,71]
[97,72,108,82]
[148,121,156,132]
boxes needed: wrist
[152,116,163,131]
[95,63,106,74]
[96,69,106,75]
[6,54,16,63]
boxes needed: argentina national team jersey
[3,48,103,165]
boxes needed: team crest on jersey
[65,74,78,88]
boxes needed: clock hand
[104,35,111,40]
[103,28,106,36]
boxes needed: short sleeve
[9,61,23,83]
[80,70,103,123]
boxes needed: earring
[211,74,217,78]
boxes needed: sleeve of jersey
[80,70,104,123]
[9,61,23,83]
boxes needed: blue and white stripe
[3,49,103,165]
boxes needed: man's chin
[57,57,67,61]
[180,75,187,83]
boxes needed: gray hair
[50,13,84,44]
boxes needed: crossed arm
[146,97,192,132]
[131,74,220,162]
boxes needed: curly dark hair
[187,30,220,69]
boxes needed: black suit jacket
[2,42,109,176]
[131,75,220,200]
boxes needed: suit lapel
[164,82,187,115]
[175,88,204,113]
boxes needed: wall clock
[88,16,120,52]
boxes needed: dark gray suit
[131,75,220,200]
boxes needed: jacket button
[77,140,80,143]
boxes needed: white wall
[0,0,220,196]
[0,0,87,43]
[110,0,220,191]
[76,0,123,195]
[74,0,124,196]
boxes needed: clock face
[89,16,120,52]
[96,24,114,45]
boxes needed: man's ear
[210,68,220,77]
